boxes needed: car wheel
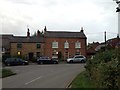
[22,63,25,65]
[7,63,10,66]
[70,60,73,63]
[54,61,58,64]
[40,62,43,64]
[81,60,85,63]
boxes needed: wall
[44,37,87,60]
[10,43,44,58]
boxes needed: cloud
[0,0,118,42]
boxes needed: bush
[2,69,16,78]
[85,48,120,89]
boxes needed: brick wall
[44,37,87,60]
[11,43,44,58]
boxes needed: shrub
[85,48,120,89]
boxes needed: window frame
[64,41,69,49]
[17,43,22,49]
[75,41,81,48]
[36,43,41,49]
[52,41,58,48]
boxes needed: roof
[0,34,14,39]
[45,31,87,39]
[11,36,45,43]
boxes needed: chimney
[27,28,30,37]
[80,27,84,33]
[37,30,40,36]
[44,26,47,32]
[117,34,119,39]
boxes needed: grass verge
[0,69,16,78]
[71,71,96,88]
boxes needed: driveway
[2,63,85,88]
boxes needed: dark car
[4,58,29,66]
[37,57,58,64]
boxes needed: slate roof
[11,36,45,43]
[45,31,87,39]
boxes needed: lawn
[0,69,16,78]
[71,71,96,88]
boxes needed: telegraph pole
[113,0,120,37]
[105,31,107,50]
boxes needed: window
[75,52,80,55]
[64,41,69,48]
[75,41,81,48]
[17,43,22,49]
[17,51,21,55]
[52,41,58,48]
[36,43,41,49]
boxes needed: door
[74,56,81,62]
[29,53,34,61]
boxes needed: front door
[29,52,34,61]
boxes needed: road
[2,63,85,88]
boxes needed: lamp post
[113,0,120,37]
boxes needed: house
[107,35,120,48]
[0,34,14,56]
[87,42,100,57]
[10,29,45,60]
[1,26,87,61]
[44,27,87,60]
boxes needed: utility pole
[105,31,107,50]
[113,0,120,37]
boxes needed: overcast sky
[0,0,118,43]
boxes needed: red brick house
[44,27,87,60]
[1,26,87,61]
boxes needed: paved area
[2,63,85,88]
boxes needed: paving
[2,63,85,88]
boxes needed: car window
[75,56,84,58]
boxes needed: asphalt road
[2,63,85,88]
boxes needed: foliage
[85,48,120,89]
[1,69,16,78]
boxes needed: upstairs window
[64,41,69,48]
[75,41,81,48]
[36,43,41,49]
[17,43,22,49]
[52,41,58,48]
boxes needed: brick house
[44,27,87,60]
[10,29,45,60]
[1,26,87,60]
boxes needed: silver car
[67,55,86,63]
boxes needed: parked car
[4,58,29,66]
[37,57,58,64]
[67,55,86,63]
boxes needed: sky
[0,0,119,43]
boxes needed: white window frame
[64,41,69,48]
[75,41,81,48]
[52,41,58,48]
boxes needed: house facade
[44,29,87,59]
[1,26,87,60]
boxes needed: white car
[67,55,86,63]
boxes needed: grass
[71,71,96,88]
[0,69,16,78]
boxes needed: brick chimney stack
[27,28,30,37]
[37,30,40,36]
[44,26,47,32]
[80,27,84,33]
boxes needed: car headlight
[25,61,28,63]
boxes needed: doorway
[28,52,34,61]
